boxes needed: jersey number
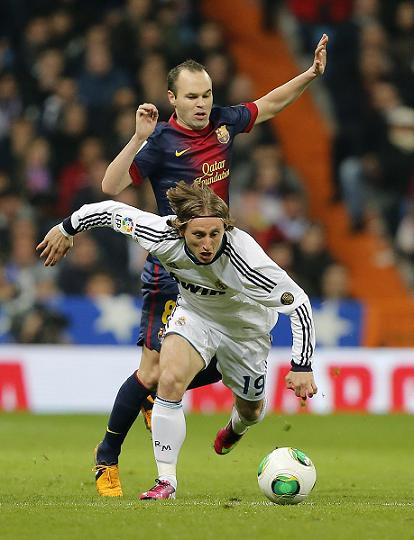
[161,300,176,324]
[242,375,265,396]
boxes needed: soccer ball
[257,447,316,505]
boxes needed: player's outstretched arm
[36,225,73,267]
[254,34,328,124]
[101,103,159,196]
[37,200,169,267]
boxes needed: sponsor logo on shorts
[281,292,294,305]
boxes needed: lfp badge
[121,217,134,234]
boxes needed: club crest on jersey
[158,326,165,342]
[215,125,230,144]
[281,292,294,305]
[175,316,186,326]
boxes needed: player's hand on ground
[135,103,159,140]
[285,370,318,400]
[36,225,73,266]
[310,34,328,76]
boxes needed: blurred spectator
[56,233,103,295]
[85,270,117,298]
[0,73,22,140]
[293,222,335,297]
[10,304,68,344]
[320,263,351,300]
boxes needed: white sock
[230,407,249,435]
[231,400,267,435]
[152,396,186,490]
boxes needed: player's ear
[167,90,176,106]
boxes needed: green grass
[1,413,413,540]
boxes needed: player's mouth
[194,112,206,120]
[199,251,213,261]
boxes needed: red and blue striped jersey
[129,103,258,215]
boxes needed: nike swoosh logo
[175,148,190,157]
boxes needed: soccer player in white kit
[37,181,317,500]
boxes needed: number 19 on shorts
[242,374,265,397]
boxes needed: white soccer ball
[257,447,316,505]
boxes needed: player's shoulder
[145,121,170,144]
[210,104,250,125]
[224,228,259,254]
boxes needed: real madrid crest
[215,125,230,144]
[281,292,294,305]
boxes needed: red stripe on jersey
[146,263,160,345]
[129,162,144,185]
[242,102,258,132]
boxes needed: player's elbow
[102,176,121,196]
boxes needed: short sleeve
[129,133,162,185]
[223,102,258,134]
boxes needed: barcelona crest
[215,125,230,144]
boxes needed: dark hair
[167,59,209,96]
[167,181,234,232]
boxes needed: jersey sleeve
[226,230,315,370]
[221,102,258,133]
[61,200,174,254]
[128,128,163,185]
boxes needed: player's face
[183,217,225,264]
[168,69,213,130]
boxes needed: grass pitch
[1,413,413,540]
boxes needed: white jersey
[62,200,315,369]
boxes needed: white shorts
[164,304,271,401]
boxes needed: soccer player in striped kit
[58,34,327,496]
[37,181,317,500]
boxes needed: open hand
[311,34,328,76]
[36,225,73,266]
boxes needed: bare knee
[138,347,160,389]
[158,369,186,401]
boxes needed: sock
[231,399,267,435]
[152,396,186,490]
[187,356,222,390]
[97,372,154,464]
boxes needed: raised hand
[311,34,328,76]
[135,103,159,140]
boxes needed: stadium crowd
[286,0,414,271]
[2,0,411,343]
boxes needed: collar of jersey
[169,113,212,137]
[184,234,227,265]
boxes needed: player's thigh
[163,304,221,374]
[216,333,272,402]
[160,334,205,387]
